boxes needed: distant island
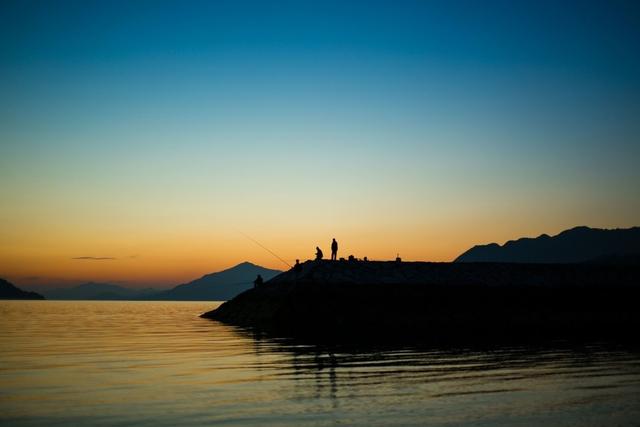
[0,278,45,300]
[455,226,640,263]
[203,226,640,341]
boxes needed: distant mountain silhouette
[24,263,281,301]
[0,278,45,300]
[32,282,158,300]
[455,226,640,263]
[148,262,282,301]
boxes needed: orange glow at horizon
[2,0,640,292]
[2,212,637,288]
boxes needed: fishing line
[237,230,292,268]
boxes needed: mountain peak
[148,262,283,301]
[234,261,258,268]
[559,225,593,235]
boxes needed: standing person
[331,238,338,261]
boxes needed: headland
[202,260,640,342]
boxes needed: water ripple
[1,300,639,426]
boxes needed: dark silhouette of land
[202,259,640,341]
[455,226,640,263]
[0,278,45,300]
[23,262,281,301]
[203,226,640,341]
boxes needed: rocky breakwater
[201,260,640,341]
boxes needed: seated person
[253,274,264,288]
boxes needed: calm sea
[1,301,639,426]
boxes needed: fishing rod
[237,230,292,269]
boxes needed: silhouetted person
[294,259,302,272]
[315,246,323,260]
[253,274,263,288]
[331,238,338,260]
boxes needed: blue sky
[1,0,639,284]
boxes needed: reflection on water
[1,301,639,426]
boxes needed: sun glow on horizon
[1,1,639,288]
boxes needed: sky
[1,0,639,288]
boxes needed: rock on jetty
[201,260,640,341]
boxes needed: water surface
[1,301,639,426]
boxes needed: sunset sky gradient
[1,1,639,287]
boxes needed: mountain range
[22,262,282,301]
[455,226,640,263]
[9,227,639,301]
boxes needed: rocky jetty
[202,260,640,341]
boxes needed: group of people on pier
[315,238,339,261]
[254,238,341,288]
[255,238,380,288]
